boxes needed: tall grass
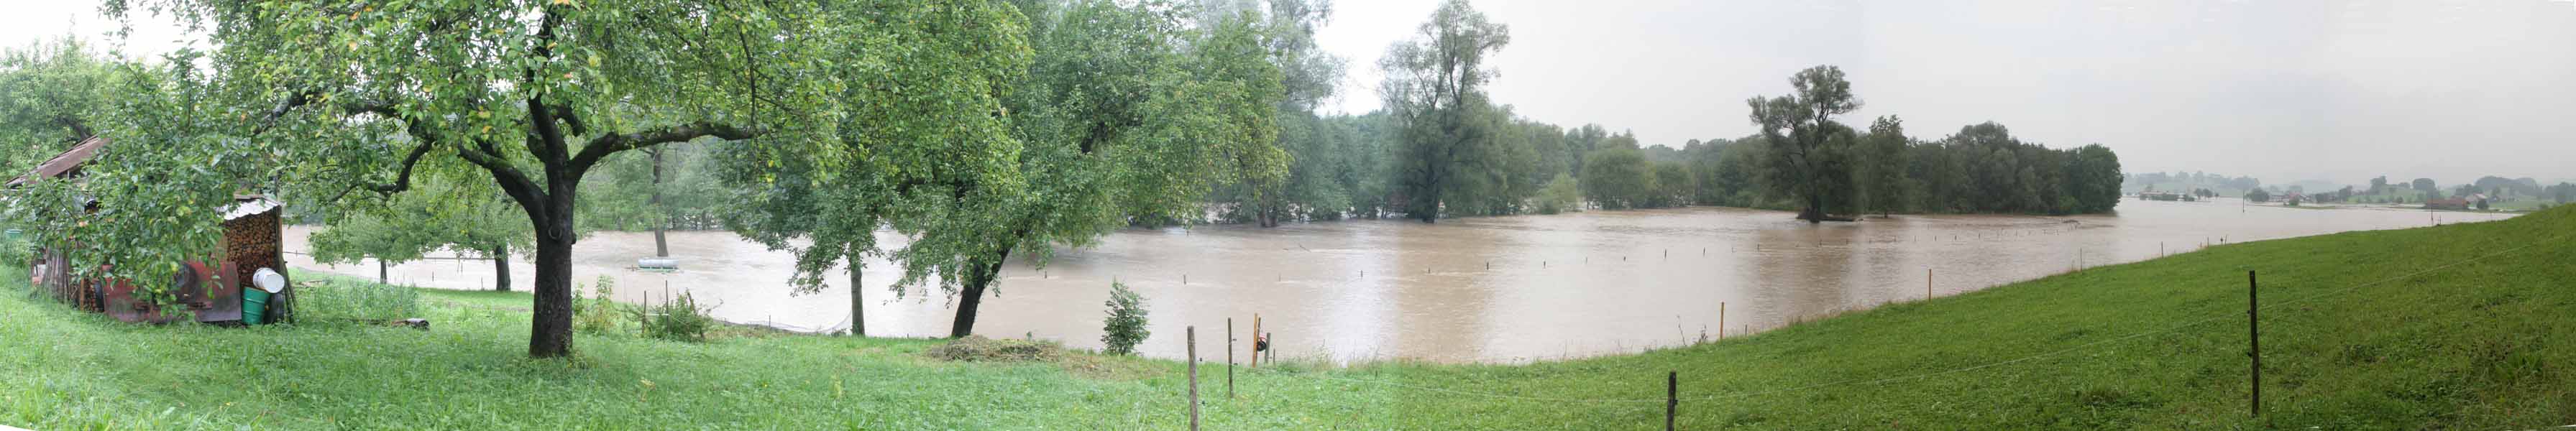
[291,275,420,322]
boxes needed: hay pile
[925,335,1064,362]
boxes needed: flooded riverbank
[283,198,2516,363]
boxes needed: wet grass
[3,206,2572,429]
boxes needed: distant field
[1,207,2570,429]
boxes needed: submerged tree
[1746,65,1861,222]
[1380,0,1510,223]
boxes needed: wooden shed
[9,136,295,324]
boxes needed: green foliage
[1650,162,1692,208]
[1580,148,1653,210]
[1854,116,1912,215]
[641,291,715,343]
[1534,173,1583,215]
[1382,0,1511,223]
[0,37,111,173]
[573,277,625,336]
[296,279,421,323]
[1746,65,1861,221]
[1098,282,1149,356]
[307,175,533,287]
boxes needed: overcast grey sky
[1319,0,2576,185]
[8,1,2575,185]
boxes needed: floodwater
[282,198,2516,363]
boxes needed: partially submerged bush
[1100,282,1149,355]
[927,335,1063,362]
[299,279,419,322]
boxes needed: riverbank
[282,200,2506,363]
[4,205,2568,429]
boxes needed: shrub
[927,335,1063,362]
[573,276,628,335]
[298,279,420,322]
[1099,282,1150,355]
[1535,174,1583,215]
[640,290,715,343]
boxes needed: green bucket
[242,287,271,325]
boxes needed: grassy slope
[3,207,2572,430]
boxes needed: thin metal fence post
[2248,270,2261,417]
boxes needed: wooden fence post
[1227,318,1235,399]
[1250,315,1262,368]
[1188,325,1200,430]
[1718,302,1726,339]
[1666,371,1678,431]
[2248,271,2260,417]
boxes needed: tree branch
[567,121,761,175]
[328,137,437,202]
[455,137,549,217]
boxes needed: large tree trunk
[528,214,577,358]
[377,259,388,284]
[847,254,864,337]
[491,244,511,292]
[1799,193,1826,223]
[948,249,1011,338]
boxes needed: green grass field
[4,206,2572,430]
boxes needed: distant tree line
[1201,60,2124,223]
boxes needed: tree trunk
[491,244,512,292]
[528,216,576,358]
[650,149,669,258]
[847,254,864,337]
[948,249,1011,338]
[378,259,388,284]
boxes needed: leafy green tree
[714,1,1035,338]
[2064,144,2123,213]
[1746,65,1861,222]
[2413,178,2438,193]
[869,0,1285,338]
[0,37,112,172]
[1580,147,1651,210]
[309,175,534,290]
[100,0,961,358]
[1381,0,1510,223]
[1534,173,1582,214]
[1650,162,1691,208]
[308,213,433,286]
[1855,116,1910,216]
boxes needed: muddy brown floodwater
[283,199,2515,363]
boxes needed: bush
[1099,282,1150,355]
[1535,174,1583,215]
[927,335,1063,362]
[574,276,628,335]
[298,279,419,322]
[640,289,715,343]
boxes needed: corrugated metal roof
[223,195,281,221]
